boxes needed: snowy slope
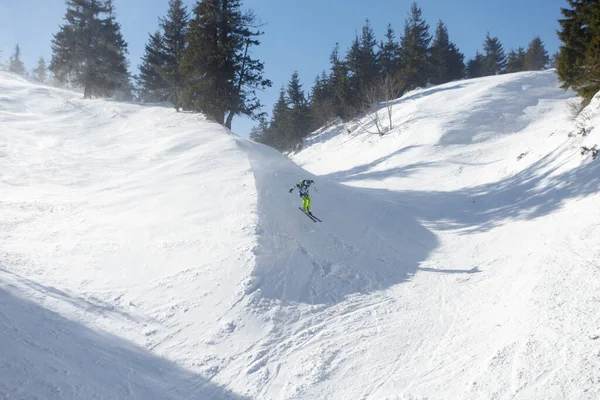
[290,70,600,399]
[1,70,600,400]
[0,73,432,399]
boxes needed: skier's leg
[306,196,311,212]
[302,196,309,212]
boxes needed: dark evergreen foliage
[429,20,465,84]
[524,36,550,71]
[378,24,401,77]
[159,0,189,109]
[506,47,526,73]
[482,33,507,75]
[50,0,131,99]
[466,51,486,78]
[399,3,432,90]
[181,0,271,128]
[556,0,600,101]
[138,31,169,102]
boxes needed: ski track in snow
[1,71,600,399]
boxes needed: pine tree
[138,31,169,102]
[329,43,353,119]
[429,20,465,85]
[181,0,271,129]
[101,0,132,100]
[249,116,271,145]
[269,87,293,151]
[345,34,362,111]
[399,2,432,90]
[159,0,189,109]
[50,0,131,99]
[466,51,486,78]
[32,57,48,82]
[378,24,401,77]
[556,0,600,101]
[358,20,380,95]
[287,71,312,145]
[309,71,336,128]
[506,47,526,73]
[524,36,550,71]
[9,44,26,76]
[483,33,507,75]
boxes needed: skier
[289,179,315,213]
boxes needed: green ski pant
[302,196,311,212]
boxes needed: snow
[1,70,600,399]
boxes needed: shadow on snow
[0,276,248,400]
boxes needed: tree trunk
[225,111,234,129]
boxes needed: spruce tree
[309,71,336,128]
[483,33,507,75]
[101,0,132,100]
[32,57,48,82]
[159,0,189,109]
[429,20,465,84]
[378,24,401,77]
[249,116,271,146]
[524,36,550,71]
[9,44,26,76]
[138,31,169,102]
[399,2,432,90]
[50,0,131,99]
[269,87,293,151]
[329,43,353,119]
[181,0,271,129]
[344,20,379,108]
[358,20,380,95]
[466,51,486,78]
[345,34,362,111]
[287,71,312,145]
[506,48,526,73]
[556,0,600,101]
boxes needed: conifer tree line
[5,0,576,152]
[251,3,552,152]
[0,44,49,83]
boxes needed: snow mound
[240,139,435,304]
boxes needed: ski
[308,212,322,222]
[299,207,318,222]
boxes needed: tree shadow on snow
[0,267,148,324]
[320,145,429,182]
[438,74,574,146]
[0,281,249,400]
[371,148,600,234]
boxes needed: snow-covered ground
[1,70,599,399]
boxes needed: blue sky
[0,0,567,137]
